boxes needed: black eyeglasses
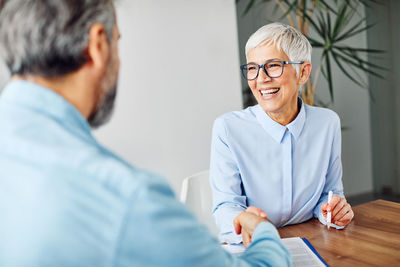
[240,60,304,80]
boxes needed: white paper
[221,243,245,255]
[222,237,326,266]
[281,237,326,267]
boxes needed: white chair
[180,170,219,236]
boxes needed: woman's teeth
[261,88,280,96]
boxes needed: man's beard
[88,52,118,129]
[88,82,117,128]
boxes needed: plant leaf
[337,47,388,70]
[332,1,350,40]
[316,0,339,14]
[331,50,367,88]
[326,9,332,43]
[278,0,299,22]
[334,50,385,78]
[307,36,324,47]
[324,51,334,101]
[301,10,325,38]
[334,46,385,54]
[335,21,374,42]
[242,0,256,16]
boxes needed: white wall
[0,62,9,90]
[236,1,374,196]
[94,0,243,193]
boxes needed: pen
[327,190,333,230]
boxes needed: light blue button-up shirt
[210,100,344,243]
[0,81,291,267]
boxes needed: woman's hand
[321,195,354,227]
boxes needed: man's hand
[246,206,268,219]
[321,195,354,227]
[233,206,268,248]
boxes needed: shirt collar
[1,80,93,138]
[253,98,306,143]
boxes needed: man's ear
[298,62,312,85]
[86,23,110,74]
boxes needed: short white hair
[245,22,312,76]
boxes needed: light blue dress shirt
[0,81,291,267]
[210,100,345,243]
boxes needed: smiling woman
[210,22,354,245]
[242,23,312,125]
[245,43,310,125]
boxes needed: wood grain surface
[278,200,400,266]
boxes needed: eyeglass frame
[240,60,304,81]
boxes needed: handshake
[233,206,269,247]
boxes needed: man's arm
[210,117,247,243]
[115,172,291,267]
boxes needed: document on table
[281,237,327,267]
[222,237,327,267]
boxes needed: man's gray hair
[245,22,312,76]
[0,0,115,77]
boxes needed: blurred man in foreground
[0,1,290,266]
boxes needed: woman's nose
[257,67,272,82]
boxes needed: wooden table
[278,200,400,266]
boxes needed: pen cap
[328,191,333,203]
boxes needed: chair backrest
[180,170,219,236]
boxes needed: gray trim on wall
[366,0,400,194]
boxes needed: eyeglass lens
[243,61,283,80]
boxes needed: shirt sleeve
[313,114,345,229]
[114,172,291,267]
[210,117,247,243]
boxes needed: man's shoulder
[82,145,168,198]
